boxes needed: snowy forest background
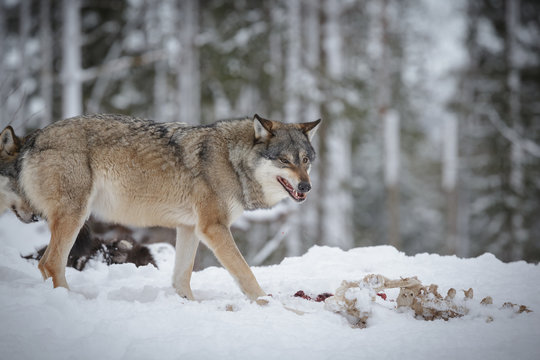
[1,0,539,266]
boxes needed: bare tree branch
[251,223,290,266]
[482,107,540,158]
[81,50,167,83]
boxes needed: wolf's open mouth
[277,176,307,202]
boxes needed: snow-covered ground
[0,212,539,360]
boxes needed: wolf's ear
[298,119,321,141]
[0,126,19,156]
[253,114,274,141]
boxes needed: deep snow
[0,212,539,360]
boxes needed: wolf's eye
[279,157,290,165]
[302,157,309,164]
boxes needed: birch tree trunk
[302,0,321,245]
[40,0,53,127]
[304,0,320,122]
[505,0,525,260]
[284,0,301,125]
[154,60,168,122]
[268,5,283,120]
[0,3,6,126]
[153,1,169,122]
[62,0,82,119]
[383,110,400,249]
[18,0,31,126]
[442,117,458,254]
[177,0,200,125]
[377,0,401,249]
[321,0,353,249]
[284,0,302,256]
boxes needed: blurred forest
[1,0,539,265]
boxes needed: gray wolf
[12,114,320,301]
[0,126,37,223]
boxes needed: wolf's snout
[298,181,311,193]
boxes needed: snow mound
[1,212,539,360]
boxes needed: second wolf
[0,126,37,223]
[12,114,320,301]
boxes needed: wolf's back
[17,114,252,228]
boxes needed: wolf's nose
[298,181,311,193]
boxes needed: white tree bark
[153,1,171,122]
[321,0,354,250]
[384,110,400,188]
[442,116,458,254]
[323,0,343,79]
[506,0,525,260]
[39,0,53,127]
[284,0,301,126]
[377,0,401,249]
[302,0,322,245]
[268,4,283,120]
[154,60,168,121]
[304,0,320,121]
[62,0,83,119]
[17,0,31,125]
[442,118,458,192]
[0,2,6,126]
[284,0,303,256]
[177,0,200,125]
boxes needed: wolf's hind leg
[39,214,84,289]
[172,225,199,300]
[23,149,92,288]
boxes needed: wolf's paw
[255,295,272,306]
[174,288,195,301]
[38,259,55,281]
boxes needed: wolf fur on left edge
[0,125,38,223]
[12,113,321,301]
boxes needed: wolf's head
[252,114,321,207]
[0,126,38,223]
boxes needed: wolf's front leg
[195,222,266,301]
[172,225,199,300]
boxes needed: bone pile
[324,274,532,328]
